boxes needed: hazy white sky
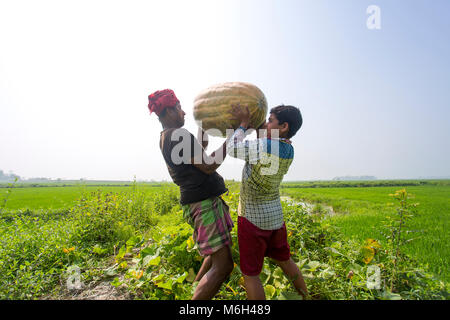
[1,0,449,181]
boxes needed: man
[148,89,233,300]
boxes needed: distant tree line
[0,169,55,183]
[0,170,20,182]
[281,179,450,189]
[332,176,377,181]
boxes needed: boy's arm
[226,103,262,163]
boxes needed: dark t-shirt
[159,127,227,205]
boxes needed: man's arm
[191,128,232,175]
[191,139,229,175]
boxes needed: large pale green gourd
[193,82,268,137]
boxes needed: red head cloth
[148,89,180,116]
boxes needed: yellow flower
[63,247,75,253]
[186,236,195,248]
[365,238,381,249]
[132,270,144,280]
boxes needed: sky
[0,0,449,181]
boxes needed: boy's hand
[230,103,251,129]
[254,121,267,138]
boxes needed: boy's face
[264,113,289,139]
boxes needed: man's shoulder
[161,127,193,139]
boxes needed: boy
[227,103,308,300]
[148,89,234,300]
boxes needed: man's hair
[270,105,303,139]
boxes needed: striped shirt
[226,128,294,230]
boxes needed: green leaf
[273,268,284,279]
[186,268,196,283]
[152,274,164,283]
[92,245,108,256]
[303,261,321,272]
[157,279,173,290]
[115,245,126,262]
[381,291,402,300]
[140,247,155,258]
[278,291,303,300]
[297,258,308,269]
[264,285,276,299]
[110,277,121,287]
[325,247,346,257]
[126,235,141,248]
[319,267,335,279]
[273,280,282,288]
[174,272,188,284]
[144,255,161,267]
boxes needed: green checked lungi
[182,196,234,256]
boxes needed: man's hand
[230,103,251,129]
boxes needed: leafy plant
[383,189,420,292]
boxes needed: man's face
[165,103,185,127]
[174,104,186,127]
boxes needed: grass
[0,183,180,299]
[281,184,450,283]
[0,183,168,210]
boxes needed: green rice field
[0,182,168,210]
[281,181,450,283]
[0,179,448,299]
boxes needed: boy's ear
[281,122,289,136]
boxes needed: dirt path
[40,272,131,300]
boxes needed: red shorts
[238,216,291,276]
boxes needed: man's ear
[164,107,175,119]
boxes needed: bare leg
[274,258,309,299]
[243,275,266,300]
[195,255,212,282]
[192,245,233,300]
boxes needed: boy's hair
[270,105,303,139]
